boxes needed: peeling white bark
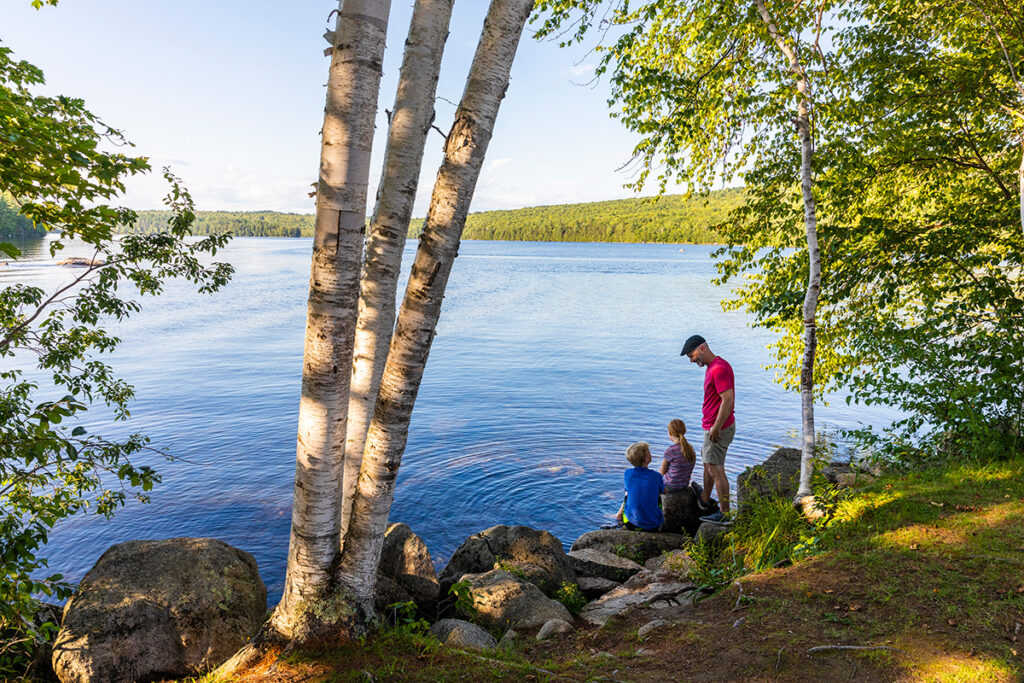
[272,0,391,638]
[753,0,821,501]
[342,0,455,546]
[336,0,536,606]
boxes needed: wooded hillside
[0,194,44,240]
[124,188,743,243]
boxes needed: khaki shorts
[702,422,735,466]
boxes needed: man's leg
[708,463,729,514]
[701,463,714,506]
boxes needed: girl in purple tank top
[661,418,696,490]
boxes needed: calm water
[4,237,899,600]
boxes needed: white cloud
[568,63,596,77]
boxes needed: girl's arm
[660,458,670,475]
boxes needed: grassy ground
[222,455,1024,682]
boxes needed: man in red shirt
[681,335,735,522]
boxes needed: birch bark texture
[336,0,536,606]
[752,0,821,501]
[342,0,456,545]
[273,0,392,638]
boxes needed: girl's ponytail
[668,418,697,463]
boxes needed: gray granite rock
[462,569,572,631]
[569,529,688,564]
[378,523,439,605]
[696,522,729,546]
[429,619,497,652]
[736,447,801,505]
[637,618,669,639]
[536,618,574,641]
[580,569,696,626]
[577,576,620,600]
[644,549,694,577]
[53,537,266,683]
[440,525,574,597]
[568,548,643,582]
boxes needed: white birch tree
[220,0,534,673]
[337,0,536,606]
[272,0,391,640]
[751,0,821,503]
[342,0,456,543]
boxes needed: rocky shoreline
[35,448,876,682]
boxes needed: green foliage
[383,601,430,635]
[537,0,1024,463]
[730,495,822,571]
[0,43,232,675]
[121,189,743,244]
[687,537,745,594]
[448,579,476,618]
[610,542,644,564]
[553,581,587,615]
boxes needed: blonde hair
[626,441,651,467]
[668,419,697,463]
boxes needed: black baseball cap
[680,335,706,356]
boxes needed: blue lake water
[4,237,900,601]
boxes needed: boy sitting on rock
[614,442,665,532]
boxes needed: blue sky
[2,1,685,213]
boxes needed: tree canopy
[0,42,232,676]
[536,0,1024,463]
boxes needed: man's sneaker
[699,511,732,525]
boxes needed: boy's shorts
[702,422,735,466]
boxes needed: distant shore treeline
[0,194,45,240]
[123,189,744,243]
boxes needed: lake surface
[4,237,900,601]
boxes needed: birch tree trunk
[341,0,455,545]
[272,0,391,638]
[335,0,535,607]
[753,0,821,501]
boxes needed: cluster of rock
[39,448,878,681]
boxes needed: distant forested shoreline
[0,194,45,240]
[122,189,744,243]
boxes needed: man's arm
[710,388,735,441]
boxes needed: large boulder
[53,537,266,683]
[580,569,697,627]
[661,484,714,536]
[461,569,573,631]
[439,525,574,597]
[736,447,801,505]
[375,523,439,611]
[570,529,688,564]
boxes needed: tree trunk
[341,0,455,545]
[335,0,535,607]
[272,0,391,639]
[752,0,821,501]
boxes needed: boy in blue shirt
[615,442,665,531]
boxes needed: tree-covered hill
[0,193,45,240]
[124,188,743,243]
